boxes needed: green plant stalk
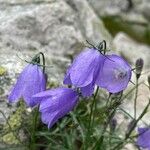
[30,107,39,150]
[134,78,139,119]
[94,108,117,150]
[93,93,123,149]
[88,86,99,131]
[39,52,46,73]
[85,87,99,149]
[70,112,85,142]
[122,81,143,100]
[112,99,150,150]
[105,93,111,107]
[118,107,148,126]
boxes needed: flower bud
[109,118,117,132]
[135,58,144,79]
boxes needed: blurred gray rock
[136,0,150,21]
[113,32,150,69]
[0,0,112,125]
[87,0,133,16]
[87,0,149,17]
[88,0,150,44]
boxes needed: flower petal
[96,55,131,93]
[41,111,58,128]
[64,48,101,87]
[8,64,31,103]
[39,88,78,112]
[39,87,78,128]
[22,64,46,107]
[80,82,94,97]
[63,67,72,85]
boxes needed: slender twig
[30,107,39,150]
[134,78,139,119]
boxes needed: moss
[0,66,7,76]
[1,101,26,145]
[2,133,19,145]
[4,101,26,131]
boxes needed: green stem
[134,78,138,119]
[118,107,148,126]
[95,109,116,149]
[88,86,99,130]
[39,52,46,73]
[85,87,99,149]
[106,93,112,107]
[93,92,123,149]
[70,112,85,143]
[30,108,39,150]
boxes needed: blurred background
[0,0,149,148]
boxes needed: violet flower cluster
[8,42,132,128]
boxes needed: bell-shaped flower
[63,48,105,97]
[8,64,46,107]
[96,55,132,93]
[137,127,150,150]
[32,87,78,128]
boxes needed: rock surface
[87,0,150,18]
[0,0,112,124]
[88,0,150,44]
[113,32,150,69]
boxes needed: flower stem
[30,107,39,150]
[93,92,123,149]
[134,78,139,119]
[39,52,45,73]
[85,87,99,149]
[88,86,99,130]
[70,112,85,143]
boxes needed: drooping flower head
[137,127,150,150]
[96,55,132,93]
[8,53,46,107]
[32,87,78,128]
[63,47,105,97]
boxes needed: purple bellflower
[137,128,150,150]
[32,87,78,128]
[63,48,105,97]
[96,55,132,93]
[8,54,46,107]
